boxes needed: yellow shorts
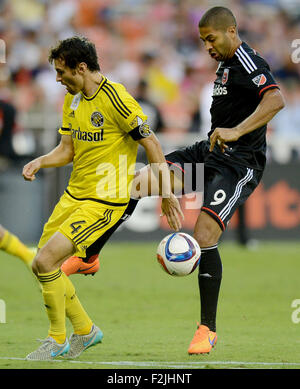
[38,192,127,257]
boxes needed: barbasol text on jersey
[71,127,104,142]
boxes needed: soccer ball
[156,232,201,276]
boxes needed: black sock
[198,245,222,332]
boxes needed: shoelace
[35,338,55,350]
[69,333,81,342]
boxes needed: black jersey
[207,41,279,171]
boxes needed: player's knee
[193,229,218,248]
[33,248,55,274]
[193,215,222,248]
[31,258,39,275]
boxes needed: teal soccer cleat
[65,324,103,359]
[26,337,70,360]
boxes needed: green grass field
[0,241,300,370]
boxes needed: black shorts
[165,140,263,231]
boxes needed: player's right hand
[22,158,42,181]
[161,192,184,232]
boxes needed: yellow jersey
[59,76,149,206]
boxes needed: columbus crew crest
[139,121,151,138]
[90,111,104,127]
[222,68,230,85]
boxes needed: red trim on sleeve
[166,160,185,174]
[259,84,279,97]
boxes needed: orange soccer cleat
[61,255,100,276]
[188,323,217,355]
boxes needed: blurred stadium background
[0,0,300,245]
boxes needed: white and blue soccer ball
[156,232,201,276]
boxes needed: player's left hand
[22,158,42,181]
[161,193,184,232]
[209,127,240,153]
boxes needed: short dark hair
[48,36,100,71]
[199,6,237,31]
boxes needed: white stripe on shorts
[218,168,254,221]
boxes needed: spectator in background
[0,0,299,144]
[135,78,165,164]
[0,83,36,272]
[136,79,164,134]
[270,78,300,162]
[0,98,18,165]
[0,65,35,163]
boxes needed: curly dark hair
[48,36,100,71]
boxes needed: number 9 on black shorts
[165,140,263,231]
[201,164,262,231]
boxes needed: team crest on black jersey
[90,111,104,127]
[252,74,267,87]
[222,68,230,85]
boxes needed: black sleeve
[234,56,280,99]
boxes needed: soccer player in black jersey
[61,6,285,354]
[166,6,284,354]
[169,6,284,354]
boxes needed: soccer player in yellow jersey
[22,36,183,360]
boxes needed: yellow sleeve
[58,94,73,136]
[104,82,148,134]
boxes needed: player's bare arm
[138,133,184,231]
[22,134,74,181]
[210,89,285,152]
